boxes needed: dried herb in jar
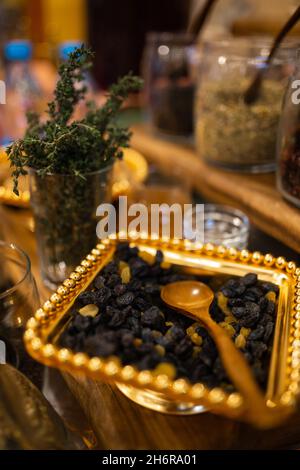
[196,78,284,170]
[279,127,300,202]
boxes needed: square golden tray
[24,234,300,427]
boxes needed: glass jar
[277,53,300,207]
[142,32,197,138]
[195,37,296,173]
[183,204,249,249]
[29,166,112,289]
[0,241,39,369]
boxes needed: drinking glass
[142,32,197,139]
[184,204,250,249]
[29,166,113,289]
[0,241,39,371]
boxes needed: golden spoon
[161,280,291,427]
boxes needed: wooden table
[2,201,300,450]
[131,125,300,253]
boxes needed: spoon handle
[193,308,290,427]
[187,0,218,37]
[244,5,300,104]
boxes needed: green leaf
[7,46,143,194]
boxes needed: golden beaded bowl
[24,234,300,427]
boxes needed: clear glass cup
[195,37,297,173]
[0,241,39,368]
[184,204,250,249]
[127,167,192,239]
[277,51,300,207]
[29,166,113,289]
[142,32,197,138]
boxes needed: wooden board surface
[131,125,300,254]
[64,372,300,450]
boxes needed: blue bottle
[3,40,41,140]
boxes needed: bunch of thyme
[6,45,142,279]
[7,45,143,194]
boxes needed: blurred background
[0,0,299,88]
[1,0,300,249]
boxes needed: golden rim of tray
[0,148,148,208]
[24,234,300,425]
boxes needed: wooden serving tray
[131,125,300,253]
[62,373,300,450]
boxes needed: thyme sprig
[7,45,143,194]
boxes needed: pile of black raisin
[60,243,278,391]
